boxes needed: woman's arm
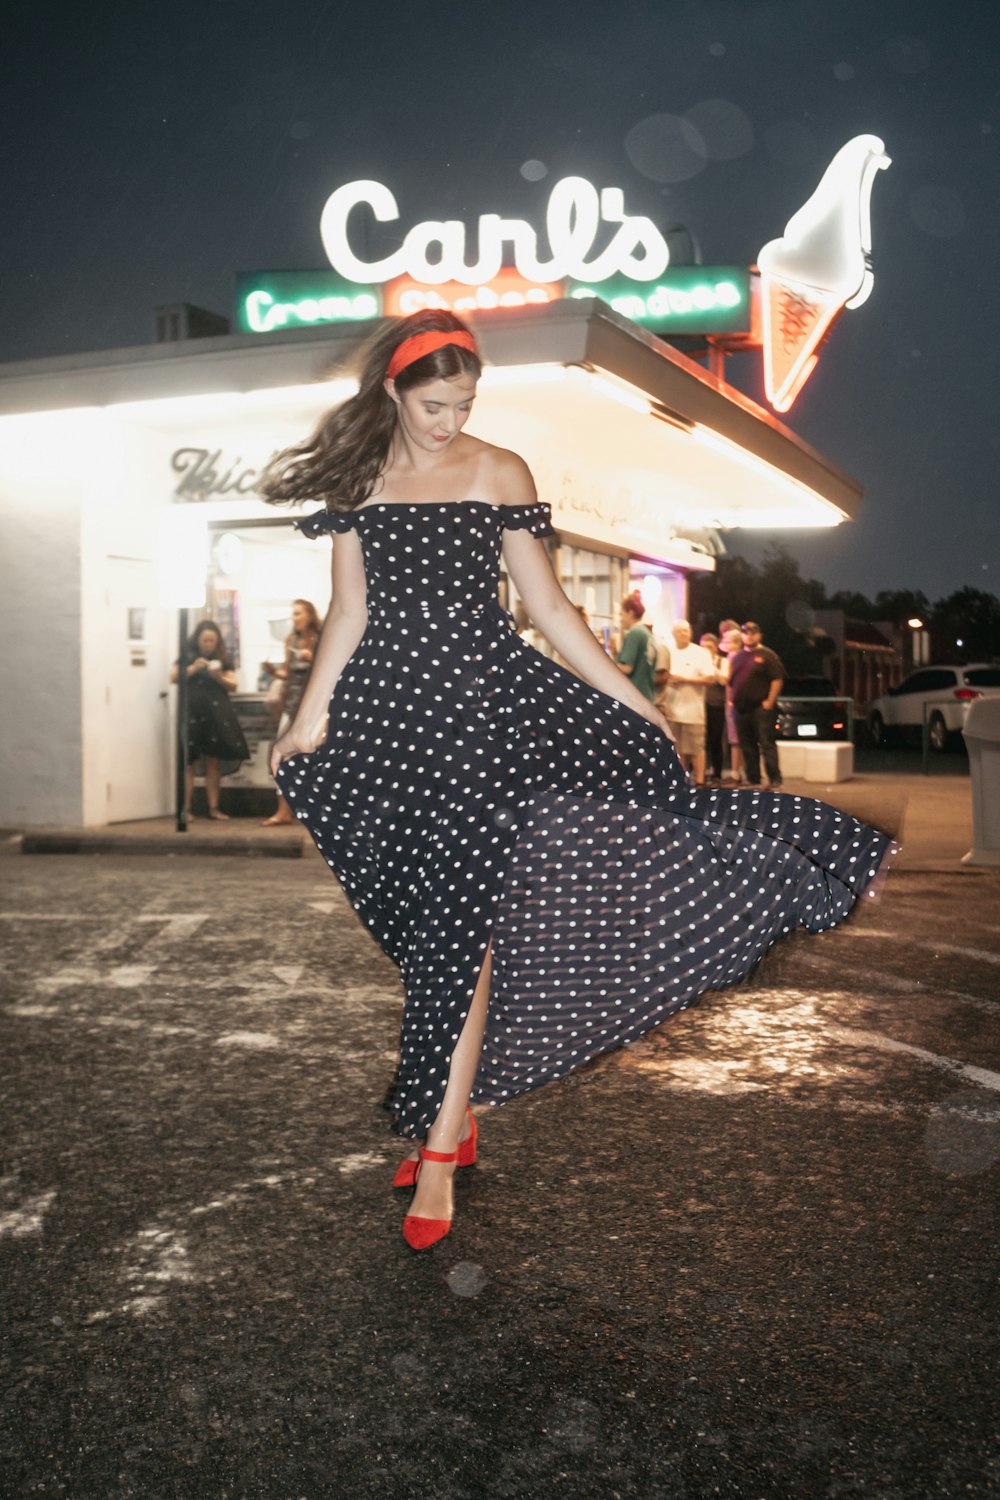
[170,657,208,683]
[270,528,368,769]
[504,530,668,725]
[271,642,292,681]
[492,453,670,730]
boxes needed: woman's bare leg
[406,944,491,1224]
[184,764,195,814]
[205,758,228,817]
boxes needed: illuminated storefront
[0,288,869,829]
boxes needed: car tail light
[833,721,845,730]
[954,688,982,701]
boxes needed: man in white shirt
[665,619,716,787]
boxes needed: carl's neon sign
[320,176,671,285]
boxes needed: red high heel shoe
[402,1145,460,1251]
[392,1107,477,1189]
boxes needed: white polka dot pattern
[278,501,893,1138]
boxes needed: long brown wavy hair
[186,619,235,669]
[259,309,482,513]
[290,598,322,642]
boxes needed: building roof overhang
[0,298,862,537]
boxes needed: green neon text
[244,288,379,333]
[571,281,742,321]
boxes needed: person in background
[699,631,727,786]
[170,619,249,820]
[262,600,322,826]
[665,619,715,786]
[720,625,746,785]
[728,621,785,788]
[616,592,657,703]
[654,633,672,721]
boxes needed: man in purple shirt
[727,621,785,787]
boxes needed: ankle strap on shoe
[419,1146,460,1163]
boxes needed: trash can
[961,696,1000,867]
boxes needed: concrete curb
[18,826,305,858]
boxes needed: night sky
[3,0,997,601]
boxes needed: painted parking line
[0,913,107,921]
[796,952,1000,1015]
[826,1025,1000,1094]
[830,928,1000,966]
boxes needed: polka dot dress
[277,501,893,1139]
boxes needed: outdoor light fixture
[690,423,845,526]
[213,532,244,577]
[477,364,567,388]
[564,364,653,416]
[108,381,358,425]
[159,509,208,609]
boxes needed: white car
[869,663,1000,751]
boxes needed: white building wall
[0,412,86,826]
[79,419,178,825]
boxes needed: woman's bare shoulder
[472,441,537,506]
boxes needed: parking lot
[3,766,999,1498]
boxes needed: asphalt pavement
[2,766,999,1499]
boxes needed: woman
[699,631,727,786]
[170,620,248,820]
[264,309,892,1252]
[261,599,322,826]
[720,625,748,785]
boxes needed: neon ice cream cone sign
[757,135,891,412]
[301,137,891,415]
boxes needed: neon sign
[757,134,890,411]
[568,268,751,335]
[384,267,562,318]
[235,272,380,335]
[319,176,671,286]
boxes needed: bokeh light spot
[708,41,726,57]
[446,1261,487,1297]
[625,113,707,183]
[833,62,856,82]
[520,159,548,182]
[923,1093,1000,1177]
[909,184,966,238]
[763,120,816,168]
[682,98,753,160]
[886,35,931,74]
[785,600,815,633]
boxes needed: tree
[689,544,831,672]
[871,589,931,627]
[929,588,1000,663]
[687,554,757,635]
[827,588,879,620]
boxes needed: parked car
[774,676,850,741]
[868,663,1000,751]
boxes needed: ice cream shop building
[0,141,889,829]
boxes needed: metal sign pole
[176,607,190,832]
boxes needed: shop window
[197,519,333,790]
[502,537,628,660]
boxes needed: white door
[102,558,173,822]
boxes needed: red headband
[386,330,478,381]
